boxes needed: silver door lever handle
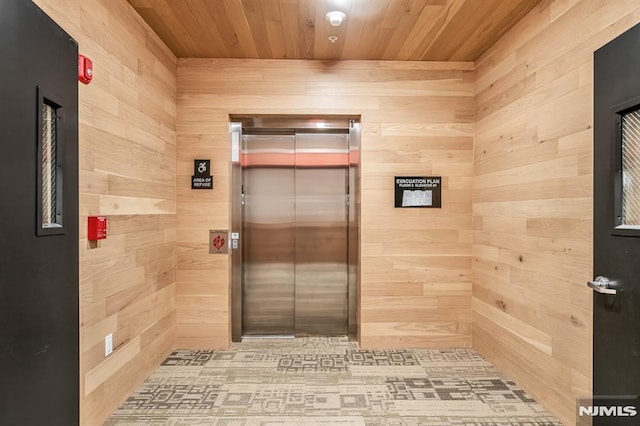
[587,276,617,295]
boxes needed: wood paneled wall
[33,1,640,423]
[176,59,474,349]
[32,0,177,424]
[473,0,640,423]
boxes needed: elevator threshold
[242,334,295,341]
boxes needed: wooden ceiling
[127,0,541,61]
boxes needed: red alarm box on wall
[88,216,107,240]
[78,54,93,84]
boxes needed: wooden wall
[32,0,177,424]
[32,1,640,423]
[473,0,640,423]
[176,59,474,349]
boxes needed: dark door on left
[0,0,79,424]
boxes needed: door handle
[587,276,617,295]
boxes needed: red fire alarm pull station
[88,216,107,241]
[78,54,93,84]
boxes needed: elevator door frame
[229,116,360,342]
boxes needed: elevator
[229,116,360,341]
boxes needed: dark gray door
[0,0,79,424]
[591,22,640,425]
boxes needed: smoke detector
[325,11,347,27]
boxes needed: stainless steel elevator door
[294,133,348,335]
[242,134,296,335]
[241,132,349,336]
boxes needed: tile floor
[105,337,561,425]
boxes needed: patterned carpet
[105,337,561,425]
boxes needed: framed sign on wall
[192,159,213,189]
[394,176,442,208]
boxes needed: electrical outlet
[105,333,113,357]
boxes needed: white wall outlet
[105,333,113,357]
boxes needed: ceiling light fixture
[325,11,347,27]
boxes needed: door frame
[229,115,361,342]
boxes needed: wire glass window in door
[38,94,64,234]
[621,107,640,226]
[41,102,57,226]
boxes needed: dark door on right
[592,22,640,425]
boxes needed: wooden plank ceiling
[127,0,541,61]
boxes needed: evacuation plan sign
[394,176,442,208]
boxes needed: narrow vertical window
[621,107,640,227]
[37,87,64,235]
[41,101,58,226]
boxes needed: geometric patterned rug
[105,337,561,425]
